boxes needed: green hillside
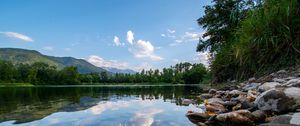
[0,48,107,74]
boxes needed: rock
[284,78,300,87]
[283,87,300,111]
[258,82,280,92]
[199,94,213,100]
[215,110,255,126]
[251,110,267,123]
[229,90,247,97]
[243,83,260,91]
[182,99,193,105]
[249,77,256,83]
[232,103,242,111]
[208,98,225,104]
[273,78,286,83]
[186,111,211,124]
[277,70,287,74]
[209,89,217,94]
[247,90,257,102]
[206,102,228,113]
[260,113,300,126]
[254,89,292,114]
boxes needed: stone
[199,94,213,100]
[206,102,227,113]
[182,99,193,105]
[215,110,255,126]
[208,98,225,104]
[186,111,211,124]
[260,113,300,126]
[283,87,300,111]
[251,110,267,123]
[258,82,280,92]
[229,90,247,97]
[247,90,257,102]
[248,77,256,83]
[242,83,260,91]
[254,89,292,113]
[208,89,217,94]
[284,78,300,87]
[273,78,286,83]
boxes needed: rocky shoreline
[185,67,300,126]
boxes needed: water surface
[0,85,204,126]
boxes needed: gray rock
[273,78,286,83]
[284,78,300,87]
[260,113,300,126]
[284,87,300,111]
[229,90,247,97]
[258,82,280,92]
[209,89,217,94]
[242,83,260,91]
[254,89,293,113]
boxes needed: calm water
[0,85,204,126]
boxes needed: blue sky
[0,0,211,71]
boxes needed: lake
[0,85,204,126]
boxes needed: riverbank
[186,66,300,126]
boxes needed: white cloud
[194,52,209,67]
[129,40,163,61]
[87,55,129,69]
[113,36,124,46]
[0,32,33,42]
[127,30,134,44]
[170,31,208,46]
[131,108,163,126]
[167,29,176,34]
[64,48,71,51]
[43,46,54,51]
[87,55,154,72]
[172,59,179,62]
[161,34,166,37]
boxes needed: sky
[0,0,211,71]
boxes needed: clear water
[0,85,204,126]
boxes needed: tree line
[0,60,208,85]
[197,0,300,83]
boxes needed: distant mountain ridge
[103,67,136,74]
[0,48,107,74]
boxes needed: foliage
[198,0,300,83]
[197,0,254,53]
[0,60,209,85]
[79,62,209,84]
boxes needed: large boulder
[254,88,295,113]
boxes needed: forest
[0,60,208,85]
[197,0,300,83]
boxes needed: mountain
[0,48,107,74]
[103,67,137,74]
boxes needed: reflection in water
[0,85,203,126]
